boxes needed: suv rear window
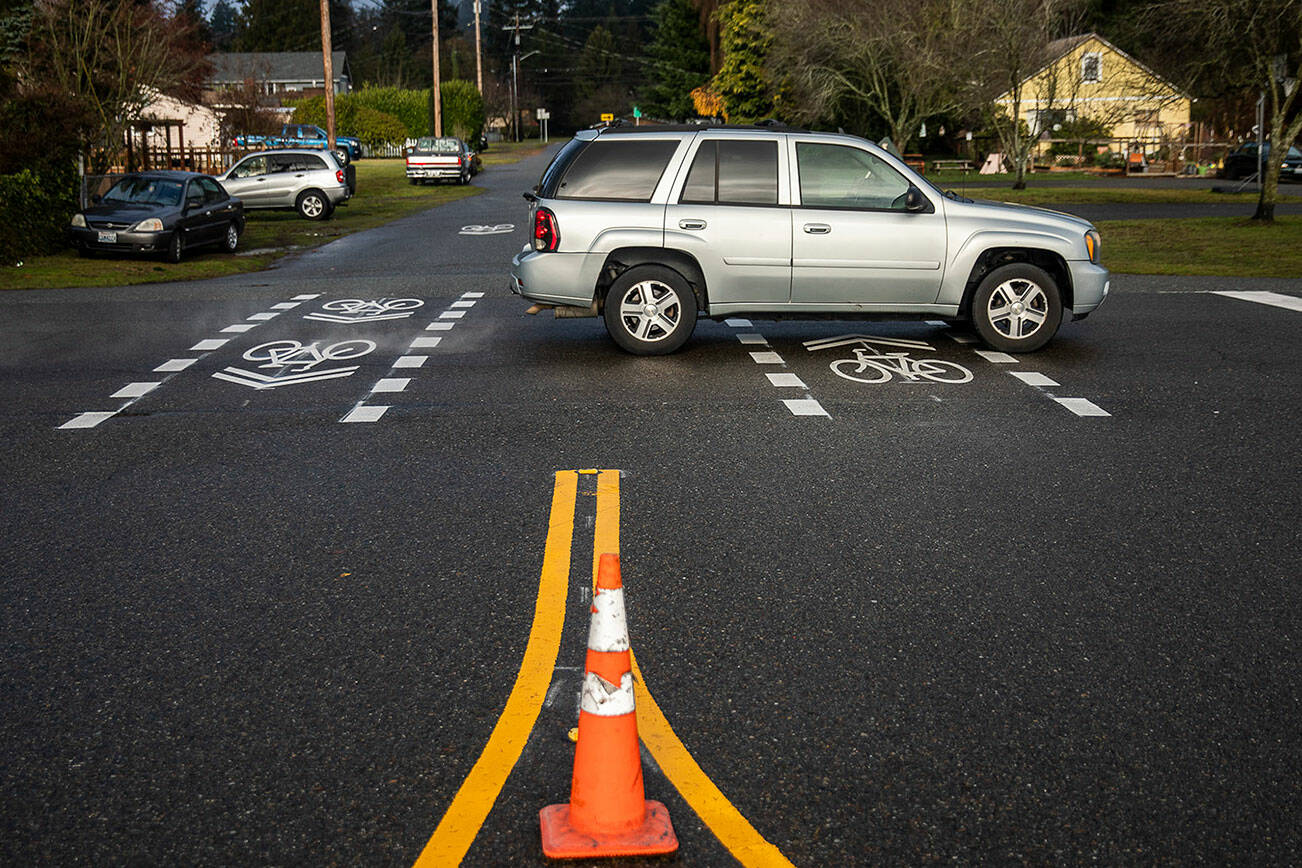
[679,140,778,206]
[553,139,678,201]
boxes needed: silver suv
[217,149,351,221]
[511,124,1109,354]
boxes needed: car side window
[232,156,266,179]
[796,143,911,210]
[305,155,327,170]
[555,140,678,201]
[199,178,226,203]
[679,140,778,206]
[268,155,296,173]
[185,182,204,209]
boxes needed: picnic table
[932,159,975,171]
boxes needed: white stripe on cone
[580,672,636,717]
[587,587,630,653]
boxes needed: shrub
[0,163,78,263]
[440,80,484,142]
[352,86,429,137]
[290,96,408,148]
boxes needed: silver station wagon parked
[511,123,1109,354]
[217,148,352,220]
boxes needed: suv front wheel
[603,265,698,355]
[971,263,1063,352]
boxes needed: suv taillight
[336,169,345,184]
[533,207,559,252]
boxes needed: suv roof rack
[596,120,810,135]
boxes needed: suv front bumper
[1068,260,1110,315]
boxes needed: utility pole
[474,0,483,93]
[319,0,336,154]
[431,0,442,136]
[503,13,533,142]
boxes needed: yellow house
[995,32,1192,148]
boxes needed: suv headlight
[133,218,164,232]
[71,213,86,228]
[1085,230,1101,264]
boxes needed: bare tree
[966,0,1086,189]
[20,0,210,170]
[1139,0,1302,221]
[770,0,981,153]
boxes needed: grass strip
[1096,216,1302,278]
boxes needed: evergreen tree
[236,0,354,54]
[710,0,775,122]
[642,0,709,120]
[209,0,238,50]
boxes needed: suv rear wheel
[971,263,1063,352]
[603,265,698,355]
[296,189,331,220]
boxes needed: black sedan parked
[1219,142,1302,182]
[69,171,245,262]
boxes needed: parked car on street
[234,124,361,163]
[69,171,244,263]
[512,123,1109,355]
[1220,142,1302,181]
[216,149,352,220]
[405,137,481,184]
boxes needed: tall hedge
[440,80,484,143]
[0,163,78,264]
[352,87,429,137]
[289,96,408,148]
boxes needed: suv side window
[796,143,910,210]
[679,140,778,206]
[554,140,678,201]
[231,156,266,179]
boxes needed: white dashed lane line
[340,292,481,424]
[951,330,1111,417]
[726,321,829,418]
[58,293,321,430]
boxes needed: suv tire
[296,189,331,220]
[971,263,1062,353]
[603,265,698,355]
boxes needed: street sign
[600,113,614,122]
[537,108,550,120]
[632,106,642,119]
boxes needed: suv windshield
[103,177,184,206]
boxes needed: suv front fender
[939,229,1078,308]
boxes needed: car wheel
[167,232,184,264]
[971,263,1062,353]
[602,265,698,355]
[296,189,329,220]
[334,148,350,166]
[223,221,240,253]
[459,168,470,185]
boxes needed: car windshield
[415,137,461,153]
[103,177,184,206]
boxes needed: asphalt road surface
[2,148,1300,866]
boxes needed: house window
[1082,52,1102,84]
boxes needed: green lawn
[0,148,552,291]
[1095,216,1302,278]
[937,184,1300,206]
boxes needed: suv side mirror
[905,186,928,212]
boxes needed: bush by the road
[290,96,408,148]
[0,164,77,265]
[440,81,485,143]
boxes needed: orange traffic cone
[539,553,678,859]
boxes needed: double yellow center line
[414,470,793,867]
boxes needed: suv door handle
[803,223,832,234]
[678,219,707,230]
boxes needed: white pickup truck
[405,137,479,185]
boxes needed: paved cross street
[2,146,1299,865]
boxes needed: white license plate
[97,231,117,243]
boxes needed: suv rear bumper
[511,249,603,306]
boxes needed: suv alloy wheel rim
[987,278,1048,340]
[618,280,681,342]
[302,195,323,218]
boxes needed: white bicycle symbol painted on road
[244,339,376,372]
[320,298,423,314]
[805,334,973,384]
[459,223,515,235]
